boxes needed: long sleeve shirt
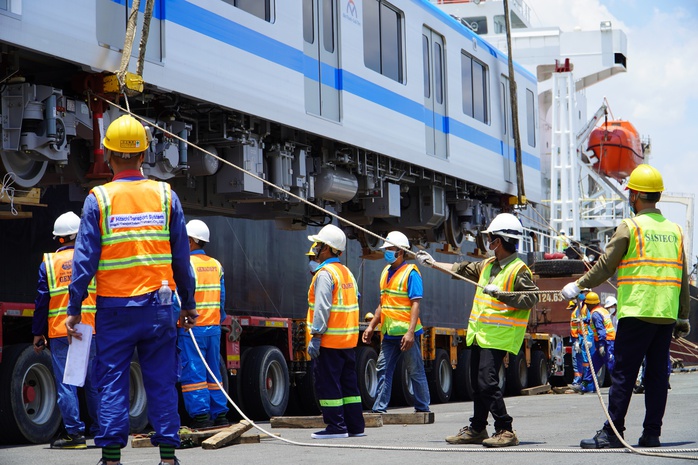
[32,245,74,336]
[67,171,196,315]
[451,253,539,309]
[310,257,340,336]
[576,208,690,322]
[590,309,608,343]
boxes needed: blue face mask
[308,260,320,274]
[383,250,397,264]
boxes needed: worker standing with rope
[561,164,691,449]
[65,114,197,465]
[306,224,365,439]
[417,213,538,448]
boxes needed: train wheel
[0,344,61,444]
[129,352,149,433]
[390,353,415,407]
[453,349,473,401]
[240,346,289,420]
[506,350,528,396]
[354,346,378,410]
[443,206,465,249]
[528,350,549,387]
[0,152,48,188]
[428,349,453,403]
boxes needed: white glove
[584,339,593,350]
[483,284,500,297]
[598,344,606,357]
[416,251,435,267]
[674,319,691,339]
[573,341,580,353]
[561,281,581,300]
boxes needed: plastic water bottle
[158,280,172,305]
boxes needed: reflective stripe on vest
[307,262,359,349]
[379,263,422,336]
[44,250,96,338]
[590,306,616,341]
[617,214,682,320]
[466,257,531,354]
[92,180,174,297]
[191,254,222,326]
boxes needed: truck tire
[390,353,415,407]
[528,350,549,387]
[240,346,289,420]
[497,362,507,394]
[129,352,149,433]
[506,350,528,396]
[293,365,320,415]
[532,259,587,277]
[354,346,378,410]
[428,349,453,403]
[0,343,61,444]
[453,349,473,401]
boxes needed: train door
[303,0,341,121]
[422,27,447,159]
[499,76,515,183]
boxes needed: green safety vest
[617,213,683,320]
[467,257,531,354]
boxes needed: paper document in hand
[63,324,93,387]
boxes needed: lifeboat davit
[587,120,645,181]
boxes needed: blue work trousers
[94,304,181,448]
[603,318,674,437]
[572,341,583,384]
[50,336,99,436]
[469,345,513,432]
[313,347,365,435]
[178,329,228,419]
[585,340,615,386]
[372,335,430,412]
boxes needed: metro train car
[0,0,541,248]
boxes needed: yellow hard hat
[626,164,664,193]
[103,115,149,155]
[566,300,576,310]
[585,292,600,305]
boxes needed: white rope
[186,329,698,458]
[0,172,19,216]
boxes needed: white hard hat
[560,230,566,235]
[53,211,81,238]
[186,219,210,243]
[482,213,523,241]
[308,224,346,252]
[604,296,617,308]
[380,231,410,249]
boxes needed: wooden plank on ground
[201,420,253,449]
[131,435,154,448]
[270,413,383,429]
[381,412,434,425]
[521,384,552,396]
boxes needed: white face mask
[485,239,499,258]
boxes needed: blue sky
[528,0,698,274]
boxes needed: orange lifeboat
[587,120,645,181]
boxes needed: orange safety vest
[570,303,589,339]
[307,262,359,349]
[590,305,616,342]
[379,263,422,336]
[44,249,96,338]
[190,254,223,326]
[92,180,174,297]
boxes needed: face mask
[578,293,586,301]
[308,260,320,274]
[485,241,499,258]
[383,250,397,264]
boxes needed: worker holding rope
[561,164,691,449]
[417,213,538,448]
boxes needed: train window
[363,0,404,83]
[526,88,536,146]
[434,42,443,105]
[0,0,7,11]
[224,0,274,22]
[322,0,334,53]
[461,51,489,124]
[422,35,430,98]
[303,0,314,44]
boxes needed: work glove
[674,319,691,339]
[561,281,581,300]
[483,284,501,298]
[598,343,606,357]
[573,341,580,354]
[308,337,321,359]
[416,251,435,267]
[584,339,593,350]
